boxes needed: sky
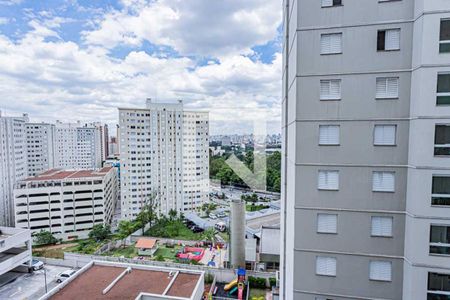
[0,0,282,135]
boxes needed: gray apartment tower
[282,0,450,299]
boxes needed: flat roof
[45,262,203,300]
[23,167,113,182]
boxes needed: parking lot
[0,264,72,299]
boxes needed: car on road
[56,269,77,283]
[23,259,44,271]
[209,214,217,220]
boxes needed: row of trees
[210,150,281,192]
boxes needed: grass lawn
[32,242,79,259]
[145,220,203,241]
[246,204,270,212]
[102,245,137,258]
[153,245,182,260]
[249,288,267,300]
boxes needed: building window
[369,261,392,281]
[430,225,450,256]
[321,0,342,7]
[428,272,450,299]
[317,214,338,234]
[440,19,450,53]
[318,170,339,190]
[372,171,395,192]
[320,79,341,100]
[321,33,342,55]
[432,176,450,206]
[376,77,399,99]
[435,125,450,156]
[377,29,400,51]
[319,125,340,145]
[437,73,450,106]
[371,216,393,237]
[374,125,396,146]
[316,256,336,276]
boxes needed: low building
[39,260,204,300]
[0,226,32,276]
[259,226,280,271]
[14,167,118,241]
[135,238,158,256]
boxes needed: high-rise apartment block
[14,167,118,240]
[26,123,55,177]
[282,1,450,299]
[0,112,28,226]
[54,121,102,170]
[119,100,209,219]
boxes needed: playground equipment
[176,246,205,261]
[224,268,246,300]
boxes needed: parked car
[56,269,77,283]
[209,214,217,220]
[23,259,44,271]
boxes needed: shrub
[205,273,214,284]
[155,255,165,261]
[248,276,266,289]
[269,277,277,287]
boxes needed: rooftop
[23,167,113,182]
[135,238,157,249]
[41,261,204,300]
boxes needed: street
[0,265,71,300]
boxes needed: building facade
[0,227,32,277]
[119,100,209,220]
[0,113,28,226]
[281,0,450,299]
[26,123,56,177]
[14,167,118,240]
[54,121,102,170]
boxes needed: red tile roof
[135,238,157,249]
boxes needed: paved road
[0,264,70,299]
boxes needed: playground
[176,246,205,262]
[206,268,247,299]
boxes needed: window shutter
[370,261,392,281]
[319,125,339,145]
[321,33,342,54]
[371,216,393,236]
[374,125,396,145]
[385,29,400,50]
[320,80,341,100]
[376,78,398,99]
[318,214,337,233]
[372,172,395,192]
[316,257,336,276]
[321,0,332,7]
[318,170,339,190]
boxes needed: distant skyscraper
[0,112,28,226]
[118,100,209,220]
[25,123,55,177]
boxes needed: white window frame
[432,175,450,206]
[376,77,399,99]
[385,29,400,51]
[320,79,341,100]
[429,224,450,256]
[319,125,340,145]
[318,170,339,191]
[321,33,342,55]
[440,19,450,51]
[369,261,392,282]
[316,256,337,277]
[373,125,397,146]
[372,171,395,192]
[437,73,450,104]
[371,216,393,237]
[321,0,342,7]
[317,214,338,234]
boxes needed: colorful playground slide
[224,279,238,291]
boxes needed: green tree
[168,209,178,222]
[202,227,217,244]
[136,193,158,235]
[117,220,135,247]
[33,230,58,246]
[88,224,111,241]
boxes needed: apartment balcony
[75,215,94,223]
[0,227,31,276]
[0,248,30,275]
[75,208,93,215]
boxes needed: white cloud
[83,0,281,57]
[0,0,23,6]
[0,1,281,134]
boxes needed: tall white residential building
[54,121,102,170]
[182,111,209,211]
[0,112,28,226]
[14,167,118,241]
[119,100,209,220]
[26,123,55,177]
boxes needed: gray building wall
[281,0,450,299]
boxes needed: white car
[56,269,77,283]
[23,259,44,271]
